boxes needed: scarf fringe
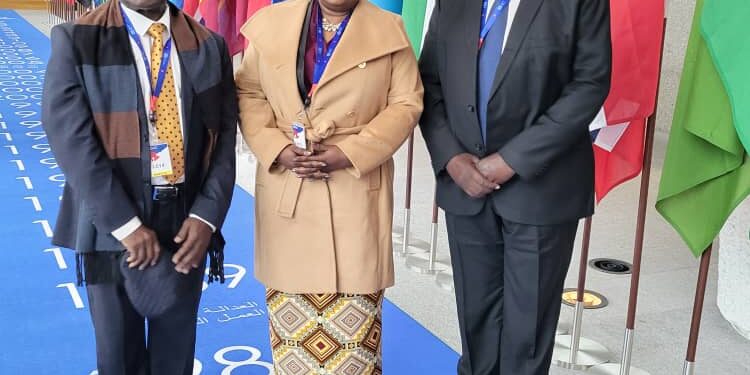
[76,253,85,287]
[208,247,225,284]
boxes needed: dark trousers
[446,203,578,375]
[85,197,204,375]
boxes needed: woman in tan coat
[236,0,423,373]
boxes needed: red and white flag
[591,0,665,202]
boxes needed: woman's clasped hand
[276,143,353,180]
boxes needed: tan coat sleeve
[236,42,291,172]
[336,31,425,178]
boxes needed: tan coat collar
[242,0,410,94]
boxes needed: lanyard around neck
[120,5,173,121]
[309,3,351,99]
[479,0,510,49]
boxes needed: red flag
[246,0,272,20]
[199,0,220,29]
[183,0,200,16]
[592,0,665,202]
[594,118,646,200]
[198,0,245,55]
[237,0,272,47]
[236,0,249,36]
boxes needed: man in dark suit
[42,0,237,373]
[419,0,611,374]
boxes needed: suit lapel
[445,0,483,143]
[170,5,196,156]
[461,0,482,51]
[178,58,195,154]
[489,0,544,99]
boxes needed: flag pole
[552,216,610,370]
[589,17,668,375]
[395,132,428,258]
[682,246,712,375]
[406,194,449,274]
[396,132,414,257]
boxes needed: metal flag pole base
[435,269,454,291]
[392,226,430,249]
[682,361,695,375]
[588,329,651,375]
[587,363,651,375]
[405,255,449,274]
[392,228,403,241]
[405,220,449,274]
[393,209,429,258]
[555,325,570,336]
[553,215,609,370]
[552,334,611,370]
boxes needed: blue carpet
[0,10,458,374]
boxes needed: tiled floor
[18,2,750,374]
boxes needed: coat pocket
[276,172,303,218]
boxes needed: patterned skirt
[266,289,384,375]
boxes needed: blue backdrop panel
[370,0,403,14]
[0,10,457,374]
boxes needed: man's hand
[121,226,161,270]
[476,153,516,185]
[276,145,329,179]
[172,217,212,274]
[446,153,500,198]
[294,143,353,179]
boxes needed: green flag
[701,0,750,153]
[401,0,429,55]
[655,0,750,256]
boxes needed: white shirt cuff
[190,214,217,233]
[111,217,142,241]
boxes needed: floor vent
[589,258,633,275]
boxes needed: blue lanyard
[310,4,351,98]
[479,0,510,49]
[120,5,173,123]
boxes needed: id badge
[291,123,307,150]
[150,142,174,177]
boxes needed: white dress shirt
[112,4,215,241]
[487,0,520,54]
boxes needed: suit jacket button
[475,144,484,153]
[467,105,475,112]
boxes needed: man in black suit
[419,0,611,374]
